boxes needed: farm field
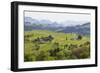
[24,30,90,62]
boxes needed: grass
[24,30,90,62]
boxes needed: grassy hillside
[24,30,90,62]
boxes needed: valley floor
[24,30,90,62]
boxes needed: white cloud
[25,11,91,26]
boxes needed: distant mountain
[24,17,90,35]
[24,17,61,28]
[61,21,83,27]
[25,17,39,25]
[57,22,90,35]
[25,17,83,27]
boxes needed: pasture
[24,30,90,62]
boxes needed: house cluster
[33,35,54,44]
[70,35,82,40]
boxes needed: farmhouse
[70,35,82,40]
[33,35,54,44]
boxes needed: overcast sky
[25,11,91,25]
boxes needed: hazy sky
[25,11,91,25]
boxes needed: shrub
[77,34,82,40]
[66,36,67,40]
[24,54,36,62]
[56,51,65,60]
[34,43,40,50]
[36,50,49,61]
[49,42,60,57]
[63,49,72,59]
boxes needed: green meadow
[24,30,90,62]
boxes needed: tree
[56,51,65,60]
[80,51,89,59]
[77,34,82,40]
[63,49,73,59]
[24,53,36,61]
[36,50,49,61]
[64,44,68,49]
[34,43,40,50]
[49,42,60,57]
[66,36,67,40]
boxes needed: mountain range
[24,17,90,35]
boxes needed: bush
[34,43,40,50]
[72,44,90,59]
[56,51,66,60]
[36,50,49,61]
[24,54,36,62]
[49,42,60,57]
[46,56,55,60]
[77,34,82,40]
[66,36,67,40]
[80,51,89,58]
[63,49,73,59]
